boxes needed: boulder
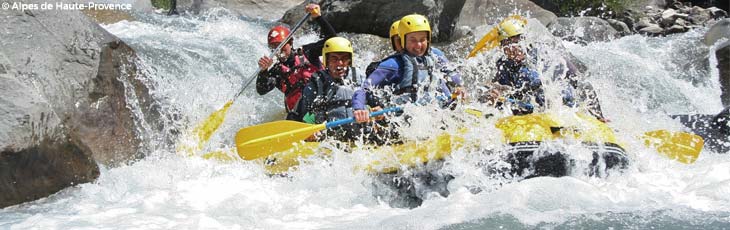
[280,0,555,42]
[173,0,301,20]
[282,0,469,42]
[0,2,160,208]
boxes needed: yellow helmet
[398,14,431,48]
[498,17,526,41]
[322,37,353,67]
[389,20,400,51]
[389,20,400,39]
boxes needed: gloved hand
[305,4,321,18]
[303,112,316,124]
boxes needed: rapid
[1,9,729,229]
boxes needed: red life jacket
[277,53,320,111]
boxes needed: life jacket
[366,52,402,77]
[391,52,437,104]
[308,67,360,123]
[277,50,320,111]
[365,60,381,77]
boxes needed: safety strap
[394,53,434,102]
[281,53,311,96]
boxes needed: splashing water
[2,10,730,229]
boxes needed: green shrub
[558,0,631,18]
[151,0,172,10]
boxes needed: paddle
[642,130,704,164]
[467,15,527,58]
[235,107,402,160]
[177,12,313,156]
[464,108,704,163]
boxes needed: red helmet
[268,25,291,45]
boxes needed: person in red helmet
[256,3,337,121]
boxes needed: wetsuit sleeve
[352,67,397,110]
[301,16,337,68]
[256,67,279,95]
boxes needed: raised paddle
[467,15,527,58]
[177,11,313,156]
[235,107,402,160]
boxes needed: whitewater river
[1,9,729,229]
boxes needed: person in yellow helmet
[353,14,465,123]
[365,20,405,77]
[483,16,607,121]
[389,20,403,52]
[299,37,366,141]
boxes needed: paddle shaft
[236,10,313,99]
[326,107,402,129]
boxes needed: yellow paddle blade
[176,101,234,156]
[642,130,704,164]
[194,101,233,143]
[467,15,528,58]
[235,120,326,160]
[202,147,238,162]
[468,27,499,58]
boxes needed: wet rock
[667,24,690,33]
[708,7,728,19]
[636,17,656,29]
[639,24,665,35]
[0,138,99,208]
[607,19,632,36]
[0,1,161,208]
[661,8,677,26]
[717,41,730,107]
[704,18,730,46]
[688,6,712,24]
[661,8,689,27]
